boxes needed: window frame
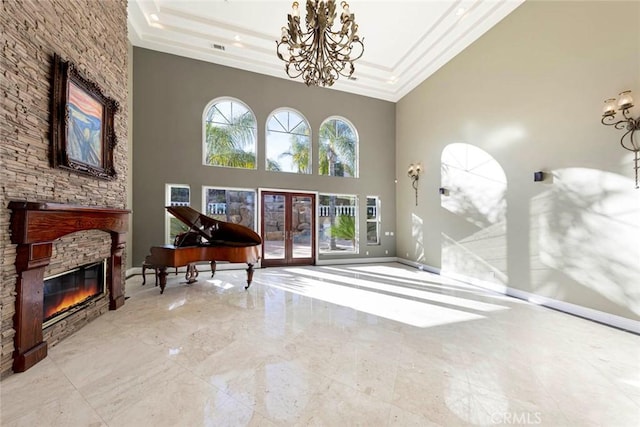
[318,116,359,178]
[165,183,190,245]
[318,192,359,254]
[366,196,381,246]
[265,107,312,174]
[201,185,258,232]
[202,97,258,170]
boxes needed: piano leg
[158,267,168,294]
[142,263,148,285]
[245,263,254,290]
[210,260,217,278]
[185,263,198,284]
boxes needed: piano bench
[141,262,178,286]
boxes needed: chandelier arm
[323,43,344,72]
[619,128,635,151]
[615,120,630,131]
[634,150,639,189]
[284,28,322,82]
[632,118,639,148]
[601,115,623,127]
[320,29,363,78]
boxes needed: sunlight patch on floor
[296,268,508,313]
[261,268,486,328]
[206,279,234,290]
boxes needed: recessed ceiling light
[234,35,242,42]
[456,7,466,16]
[150,13,159,21]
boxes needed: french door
[261,191,315,267]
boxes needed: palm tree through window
[266,109,311,173]
[203,98,257,169]
[319,117,358,177]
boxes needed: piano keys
[144,206,262,293]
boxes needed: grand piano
[144,206,262,294]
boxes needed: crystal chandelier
[601,90,639,188]
[276,0,364,87]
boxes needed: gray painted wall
[132,48,396,266]
[396,0,640,321]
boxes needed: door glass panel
[292,196,313,259]
[264,194,286,259]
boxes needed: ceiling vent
[211,43,226,51]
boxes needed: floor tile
[1,263,638,427]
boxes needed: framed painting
[50,54,119,180]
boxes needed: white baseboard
[396,258,441,275]
[505,287,640,334]
[396,258,639,335]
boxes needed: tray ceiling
[128,0,524,102]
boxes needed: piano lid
[166,206,262,246]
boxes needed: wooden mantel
[8,201,130,372]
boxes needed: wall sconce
[407,163,422,206]
[601,90,639,188]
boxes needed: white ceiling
[128,0,524,102]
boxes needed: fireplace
[43,260,106,327]
[8,201,129,372]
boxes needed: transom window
[266,109,311,173]
[203,98,257,169]
[319,117,358,177]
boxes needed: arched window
[203,98,257,169]
[319,117,358,177]
[266,108,311,173]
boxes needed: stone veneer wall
[0,0,128,375]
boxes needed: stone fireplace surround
[8,201,129,373]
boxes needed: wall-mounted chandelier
[601,90,639,188]
[276,0,364,87]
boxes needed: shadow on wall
[530,168,640,318]
[440,143,508,285]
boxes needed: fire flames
[44,284,100,321]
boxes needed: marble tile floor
[1,263,639,426]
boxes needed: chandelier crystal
[276,0,364,87]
